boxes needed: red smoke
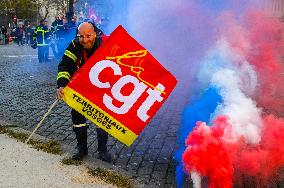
[183,117,234,188]
[245,11,284,116]
[220,11,284,116]
[183,115,284,187]
[234,115,284,180]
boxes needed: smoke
[181,4,284,188]
[103,0,129,34]
[126,0,216,85]
[175,86,222,187]
[75,0,284,187]
[190,171,201,188]
[183,119,234,188]
[183,114,284,187]
[211,68,262,144]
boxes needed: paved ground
[0,133,116,188]
[2,44,283,188]
[0,44,192,187]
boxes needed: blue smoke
[203,0,228,13]
[175,86,222,187]
[104,0,130,34]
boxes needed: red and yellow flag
[63,26,177,146]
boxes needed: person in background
[33,19,50,63]
[51,15,65,60]
[16,25,24,45]
[77,17,84,27]
[1,25,8,44]
[25,24,33,45]
[66,16,78,44]
[51,16,61,35]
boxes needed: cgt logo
[89,50,165,122]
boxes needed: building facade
[262,0,284,18]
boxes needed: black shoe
[98,152,112,162]
[71,152,87,160]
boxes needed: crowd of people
[32,15,80,63]
[0,15,88,63]
[0,24,35,45]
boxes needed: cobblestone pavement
[0,44,192,187]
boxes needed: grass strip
[61,158,83,166]
[0,126,63,155]
[88,167,133,188]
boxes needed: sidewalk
[0,133,115,188]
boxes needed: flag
[63,25,177,146]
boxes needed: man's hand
[57,87,65,99]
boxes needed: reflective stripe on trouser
[71,109,88,154]
[71,108,108,153]
[73,123,87,128]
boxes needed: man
[25,24,33,45]
[51,15,66,60]
[33,19,50,63]
[56,22,111,162]
[1,25,8,44]
[51,16,61,34]
[64,16,77,47]
[15,24,24,45]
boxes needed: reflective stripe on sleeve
[64,50,77,62]
[57,71,71,80]
[71,40,76,47]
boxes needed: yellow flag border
[63,86,137,146]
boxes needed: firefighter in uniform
[51,16,65,60]
[51,16,61,34]
[56,22,111,162]
[33,19,50,63]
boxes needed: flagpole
[25,99,59,144]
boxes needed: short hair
[77,22,102,37]
[87,22,101,35]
